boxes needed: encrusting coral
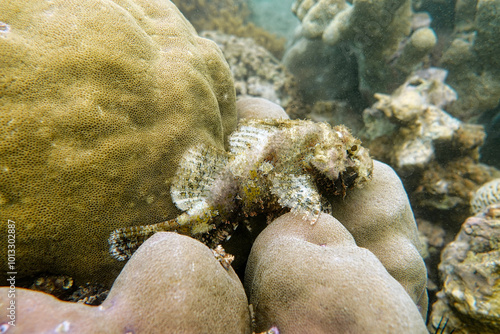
[109,117,373,260]
[245,212,428,333]
[0,0,237,286]
[0,232,252,333]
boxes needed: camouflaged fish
[109,119,373,261]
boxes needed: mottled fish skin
[109,119,373,261]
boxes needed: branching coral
[109,118,373,260]
[284,0,436,101]
[439,0,500,120]
[0,232,252,333]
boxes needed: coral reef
[283,0,436,102]
[236,97,290,122]
[29,275,74,301]
[417,218,448,296]
[109,118,373,260]
[172,0,250,30]
[0,232,252,333]
[328,160,429,316]
[429,205,500,334]
[0,0,237,286]
[438,0,500,120]
[362,68,500,224]
[304,100,368,136]
[362,68,460,169]
[67,283,109,305]
[471,179,500,214]
[171,0,286,58]
[247,0,300,40]
[245,212,428,333]
[479,107,500,169]
[28,276,109,305]
[201,31,303,114]
[414,158,498,221]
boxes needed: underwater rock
[0,232,252,333]
[245,212,428,333]
[429,204,500,334]
[0,0,237,286]
[201,31,302,115]
[415,157,499,219]
[284,0,436,102]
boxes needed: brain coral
[471,179,500,214]
[0,0,237,286]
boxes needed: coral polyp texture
[471,179,500,214]
[429,205,500,334]
[109,118,373,260]
[284,0,436,101]
[0,0,237,286]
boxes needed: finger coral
[245,212,428,333]
[0,0,237,286]
[109,118,373,260]
[440,0,500,120]
[284,0,436,101]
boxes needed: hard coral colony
[109,118,373,260]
